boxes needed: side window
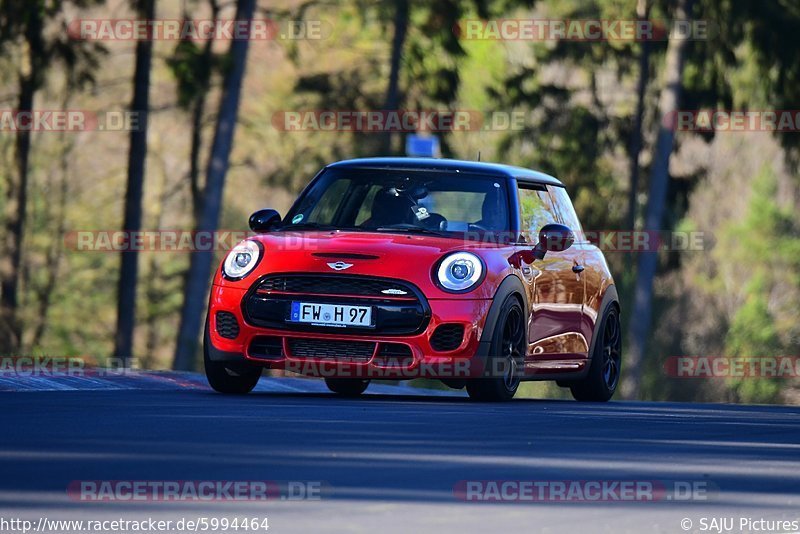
[548,186,584,236]
[518,185,558,242]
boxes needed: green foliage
[489,0,637,238]
[725,280,782,403]
[720,169,800,403]
[740,0,800,162]
[0,0,108,90]
[167,39,217,109]
[682,0,800,161]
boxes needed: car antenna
[477,151,481,161]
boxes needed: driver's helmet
[368,188,417,226]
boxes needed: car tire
[467,295,525,402]
[203,321,262,394]
[325,378,370,397]
[570,304,621,402]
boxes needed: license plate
[288,302,373,328]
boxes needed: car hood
[215,230,514,298]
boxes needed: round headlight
[223,240,262,280]
[436,252,484,292]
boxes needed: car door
[516,183,586,363]
[548,185,595,357]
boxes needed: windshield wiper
[279,223,373,233]
[278,222,336,231]
[375,225,447,236]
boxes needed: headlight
[436,252,484,292]
[222,240,262,280]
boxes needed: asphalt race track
[1,373,799,534]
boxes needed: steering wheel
[421,213,447,231]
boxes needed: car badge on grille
[381,289,408,295]
[327,261,353,271]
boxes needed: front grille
[430,324,465,352]
[244,275,430,336]
[374,343,414,368]
[249,336,284,360]
[215,311,240,339]
[287,338,375,362]
[257,276,414,298]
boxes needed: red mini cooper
[205,157,620,401]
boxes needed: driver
[475,187,505,231]
[362,188,417,227]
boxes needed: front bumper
[207,283,493,380]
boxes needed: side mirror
[508,223,575,266]
[532,223,574,260]
[249,209,282,233]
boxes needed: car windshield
[282,168,512,241]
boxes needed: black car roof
[326,157,564,187]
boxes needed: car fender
[557,284,619,383]
[587,284,619,363]
[474,274,528,366]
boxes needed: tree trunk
[0,5,43,353]
[626,0,651,232]
[379,0,409,155]
[189,0,220,225]
[172,0,256,371]
[622,0,693,399]
[189,71,210,225]
[143,159,168,369]
[113,0,155,366]
[30,99,72,349]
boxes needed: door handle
[572,264,585,274]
